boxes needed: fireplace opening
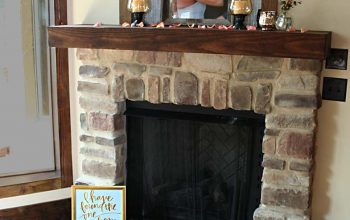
[125,101,265,220]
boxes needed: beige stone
[183,53,232,73]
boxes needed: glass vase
[275,13,292,31]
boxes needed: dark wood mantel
[48,25,331,60]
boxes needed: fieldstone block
[290,161,312,172]
[113,63,146,76]
[237,56,284,71]
[149,66,172,75]
[80,145,122,161]
[213,80,227,110]
[125,78,145,101]
[77,81,109,96]
[111,75,125,102]
[201,79,211,107]
[79,65,110,78]
[98,50,134,62]
[254,83,272,114]
[148,75,160,103]
[80,113,88,130]
[265,129,280,136]
[278,74,319,91]
[261,187,309,210]
[96,135,126,147]
[82,159,116,179]
[79,97,125,114]
[183,53,232,73]
[88,113,125,132]
[155,52,182,67]
[254,207,286,220]
[266,113,316,130]
[289,59,322,72]
[162,77,171,103]
[76,49,98,60]
[275,94,320,109]
[174,71,198,105]
[262,170,310,187]
[263,136,276,155]
[236,71,280,82]
[230,85,252,110]
[80,135,94,143]
[262,156,285,170]
[135,51,155,64]
[278,132,314,159]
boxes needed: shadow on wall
[312,78,338,220]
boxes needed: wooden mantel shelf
[48,25,332,60]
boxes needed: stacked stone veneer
[76,48,323,220]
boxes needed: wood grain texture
[0,178,61,199]
[48,25,331,60]
[0,199,71,220]
[262,0,278,11]
[54,0,73,188]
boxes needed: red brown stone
[261,187,309,210]
[201,79,211,107]
[213,80,227,110]
[162,77,171,103]
[148,75,160,103]
[88,113,125,132]
[174,71,198,105]
[277,132,314,159]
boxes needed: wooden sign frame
[72,186,126,220]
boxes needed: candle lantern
[230,0,253,30]
[127,0,150,24]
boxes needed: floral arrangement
[280,0,302,13]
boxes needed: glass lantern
[229,0,253,30]
[127,0,150,24]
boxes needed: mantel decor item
[275,0,301,30]
[72,186,126,220]
[128,0,150,24]
[120,1,263,27]
[259,10,276,31]
[230,0,253,30]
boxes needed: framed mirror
[120,0,263,26]
[164,0,232,25]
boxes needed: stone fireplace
[75,49,321,220]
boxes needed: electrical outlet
[322,77,348,102]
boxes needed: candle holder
[230,0,253,30]
[127,0,149,24]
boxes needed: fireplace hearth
[75,49,323,220]
[126,102,264,220]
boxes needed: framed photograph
[72,186,126,220]
[326,48,348,70]
[119,0,263,26]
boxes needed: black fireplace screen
[126,102,264,220]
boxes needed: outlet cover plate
[322,77,348,102]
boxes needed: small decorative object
[287,26,296,32]
[259,11,276,31]
[230,0,253,30]
[326,49,348,70]
[246,25,257,31]
[93,21,102,28]
[72,186,126,220]
[127,0,149,24]
[276,0,301,31]
[300,27,308,33]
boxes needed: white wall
[292,1,350,219]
